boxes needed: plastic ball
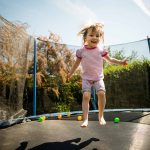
[77,115,82,121]
[38,117,43,122]
[114,117,120,123]
[57,114,62,120]
[42,116,46,121]
[67,113,71,117]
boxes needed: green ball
[38,117,43,122]
[114,117,120,123]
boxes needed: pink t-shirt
[76,46,108,80]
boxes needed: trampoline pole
[91,86,97,110]
[147,36,150,54]
[33,39,37,116]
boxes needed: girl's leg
[81,91,91,127]
[97,90,106,125]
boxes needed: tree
[26,32,77,113]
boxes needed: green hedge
[104,60,150,108]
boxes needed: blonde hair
[78,22,104,43]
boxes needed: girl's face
[84,28,101,48]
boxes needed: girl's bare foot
[99,116,106,125]
[80,119,88,127]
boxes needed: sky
[0,0,150,47]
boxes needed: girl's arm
[67,58,81,80]
[104,54,128,65]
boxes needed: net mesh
[0,16,150,120]
[0,16,34,119]
[105,39,150,60]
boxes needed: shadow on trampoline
[1,110,150,150]
[16,141,28,150]
[16,138,100,150]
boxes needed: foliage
[104,59,150,78]
[0,16,33,111]
[54,102,70,112]
[27,32,75,87]
[25,32,78,113]
[0,21,31,85]
[53,75,82,112]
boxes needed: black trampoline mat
[0,112,150,150]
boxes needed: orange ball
[77,115,82,121]
[57,114,62,120]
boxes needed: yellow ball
[67,113,71,117]
[42,116,46,121]
[57,114,62,120]
[77,115,82,121]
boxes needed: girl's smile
[85,28,101,48]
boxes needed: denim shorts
[82,79,106,93]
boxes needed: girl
[68,23,127,127]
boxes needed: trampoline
[0,16,150,150]
[0,109,150,150]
